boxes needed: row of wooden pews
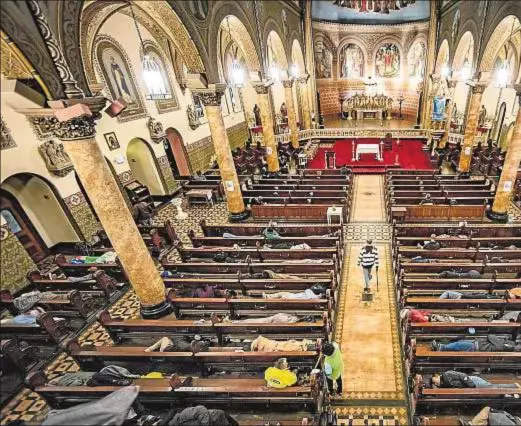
[385,170,494,222]
[247,170,353,222]
[392,221,521,422]
[21,221,343,423]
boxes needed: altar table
[355,143,382,161]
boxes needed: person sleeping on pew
[251,335,315,352]
[191,283,216,298]
[431,335,521,352]
[417,235,441,250]
[145,335,211,353]
[438,269,482,279]
[403,308,463,323]
[265,357,298,388]
[429,371,520,389]
[438,290,505,300]
[263,284,326,300]
[245,269,301,280]
[211,312,301,324]
[461,407,521,426]
[262,226,281,240]
[419,193,434,206]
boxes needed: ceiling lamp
[226,18,245,88]
[441,64,450,78]
[460,60,472,81]
[290,64,299,78]
[268,38,280,81]
[495,20,515,88]
[129,2,171,100]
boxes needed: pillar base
[140,299,173,319]
[486,209,509,223]
[229,209,250,222]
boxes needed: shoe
[431,340,439,351]
[369,275,373,280]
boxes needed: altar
[352,142,383,161]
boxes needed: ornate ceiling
[313,1,430,25]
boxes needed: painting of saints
[109,56,134,104]
[314,42,332,79]
[340,44,364,79]
[408,42,426,80]
[375,44,400,78]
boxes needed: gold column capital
[469,82,487,94]
[191,84,228,106]
[297,74,310,84]
[282,78,295,89]
[252,80,274,94]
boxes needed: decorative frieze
[38,139,74,177]
[28,114,98,141]
[1,116,16,150]
[147,117,167,144]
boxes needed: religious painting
[314,41,332,79]
[452,10,460,43]
[375,43,400,78]
[432,96,446,121]
[104,132,120,151]
[143,41,180,114]
[408,42,426,80]
[339,43,364,79]
[95,35,147,122]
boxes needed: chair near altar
[340,93,393,120]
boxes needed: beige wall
[2,175,79,247]
[127,138,165,196]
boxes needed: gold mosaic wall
[187,121,248,172]
[0,224,36,294]
[64,192,103,243]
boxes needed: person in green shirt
[262,226,281,240]
[322,341,344,395]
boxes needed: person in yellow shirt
[323,341,344,395]
[264,358,298,388]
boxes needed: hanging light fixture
[289,63,299,79]
[441,63,451,78]
[268,38,280,81]
[460,60,472,81]
[495,20,516,88]
[226,17,245,88]
[129,1,171,100]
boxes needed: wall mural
[408,41,426,80]
[332,0,418,15]
[94,35,147,122]
[339,43,364,79]
[314,41,333,79]
[143,41,180,114]
[375,43,400,77]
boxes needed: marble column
[458,83,486,174]
[298,75,312,130]
[488,88,521,222]
[253,81,280,172]
[195,85,249,221]
[283,78,299,149]
[438,79,457,148]
[26,102,171,319]
[303,0,317,115]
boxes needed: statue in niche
[147,117,166,143]
[253,104,262,126]
[280,102,288,118]
[478,105,487,128]
[39,139,74,177]
[187,105,200,130]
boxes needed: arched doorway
[1,173,79,261]
[127,138,166,196]
[500,122,515,152]
[492,102,507,143]
[165,128,191,177]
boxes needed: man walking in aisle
[358,239,379,291]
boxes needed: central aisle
[333,175,408,425]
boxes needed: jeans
[327,376,343,394]
[362,266,372,290]
[440,340,476,351]
[139,218,154,226]
[439,291,462,299]
[469,376,519,389]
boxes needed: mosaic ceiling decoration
[314,1,430,24]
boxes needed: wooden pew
[398,261,521,274]
[66,339,319,375]
[186,233,341,248]
[403,297,521,311]
[200,221,343,239]
[396,247,521,261]
[391,205,487,222]
[394,223,521,238]
[400,276,521,291]
[98,310,331,345]
[0,312,71,345]
[244,190,349,198]
[54,254,125,279]
[0,289,98,320]
[395,236,521,249]
[409,322,520,340]
[252,204,347,223]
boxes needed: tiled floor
[350,175,386,223]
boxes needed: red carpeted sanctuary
[308,139,433,171]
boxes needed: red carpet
[308,139,433,171]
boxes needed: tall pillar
[457,83,486,174]
[195,85,249,221]
[25,101,171,319]
[303,0,317,115]
[438,79,457,148]
[298,75,312,130]
[253,81,280,172]
[420,0,438,128]
[283,78,299,149]
[488,88,521,222]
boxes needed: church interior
[1,0,520,425]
